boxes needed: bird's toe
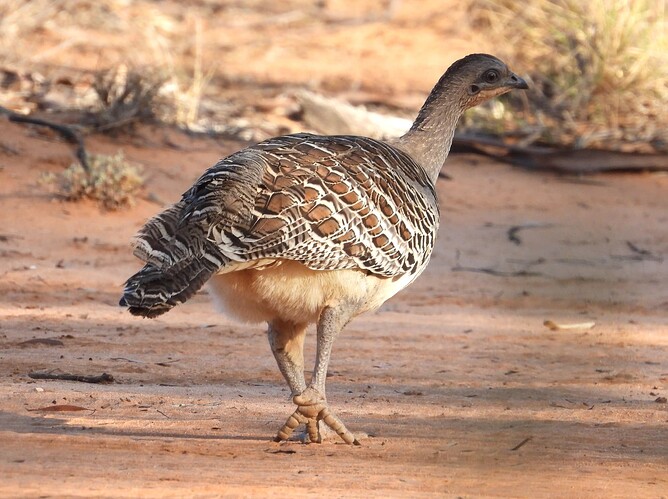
[274,390,358,445]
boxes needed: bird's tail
[120,201,225,318]
[120,257,219,318]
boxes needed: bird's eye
[483,70,499,83]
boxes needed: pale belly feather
[207,260,417,325]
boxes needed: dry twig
[510,436,533,451]
[1,105,90,171]
[28,371,115,384]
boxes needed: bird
[120,53,528,445]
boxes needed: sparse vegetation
[466,0,668,151]
[0,0,211,130]
[86,66,167,131]
[159,17,213,130]
[1,0,665,152]
[44,152,144,210]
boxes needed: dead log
[451,135,668,174]
[296,91,667,174]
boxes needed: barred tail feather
[120,256,220,318]
[131,201,189,268]
[121,199,227,318]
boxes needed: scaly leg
[275,304,360,445]
[268,320,321,442]
[267,319,307,396]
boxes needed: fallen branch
[156,409,170,419]
[294,92,667,174]
[510,436,533,451]
[28,371,114,384]
[0,105,90,171]
[451,265,541,277]
[507,223,554,245]
[615,240,664,262]
[28,404,92,412]
[451,134,668,174]
[297,90,411,139]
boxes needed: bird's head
[437,53,529,110]
[424,54,529,113]
[402,53,529,177]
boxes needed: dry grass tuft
[158,17,213,130]
[44,152,144,210]
[467,0,668,151]
[85,66,167,131]
[0,0,59,65]
[0,0,212,129]
[2,0,665,151]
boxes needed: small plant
[468,0,668,151]
[157,16,213,130]
[85,66,167,131]
[46,152,144,209]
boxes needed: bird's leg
[267,320,307,397]
[268,320,319,442]
[275,304,360,445]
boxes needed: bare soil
[1,118,667,497]
[1,2,668,496]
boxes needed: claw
[320,405,359,445]
[274,411,306,441]
[274,388,359,445]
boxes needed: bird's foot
[273,387,359,445]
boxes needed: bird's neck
[388,83,467,185]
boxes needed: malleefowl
[120,53,528,444]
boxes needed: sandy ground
[1,1,668,496]
[1,117,667,497]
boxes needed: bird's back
[122,133,440,317]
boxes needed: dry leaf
[543,320,596,331]
[28,404,90,412]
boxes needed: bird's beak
[506,72,529,90]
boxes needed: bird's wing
[136,133,440,278]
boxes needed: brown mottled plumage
[121,53,528,444]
